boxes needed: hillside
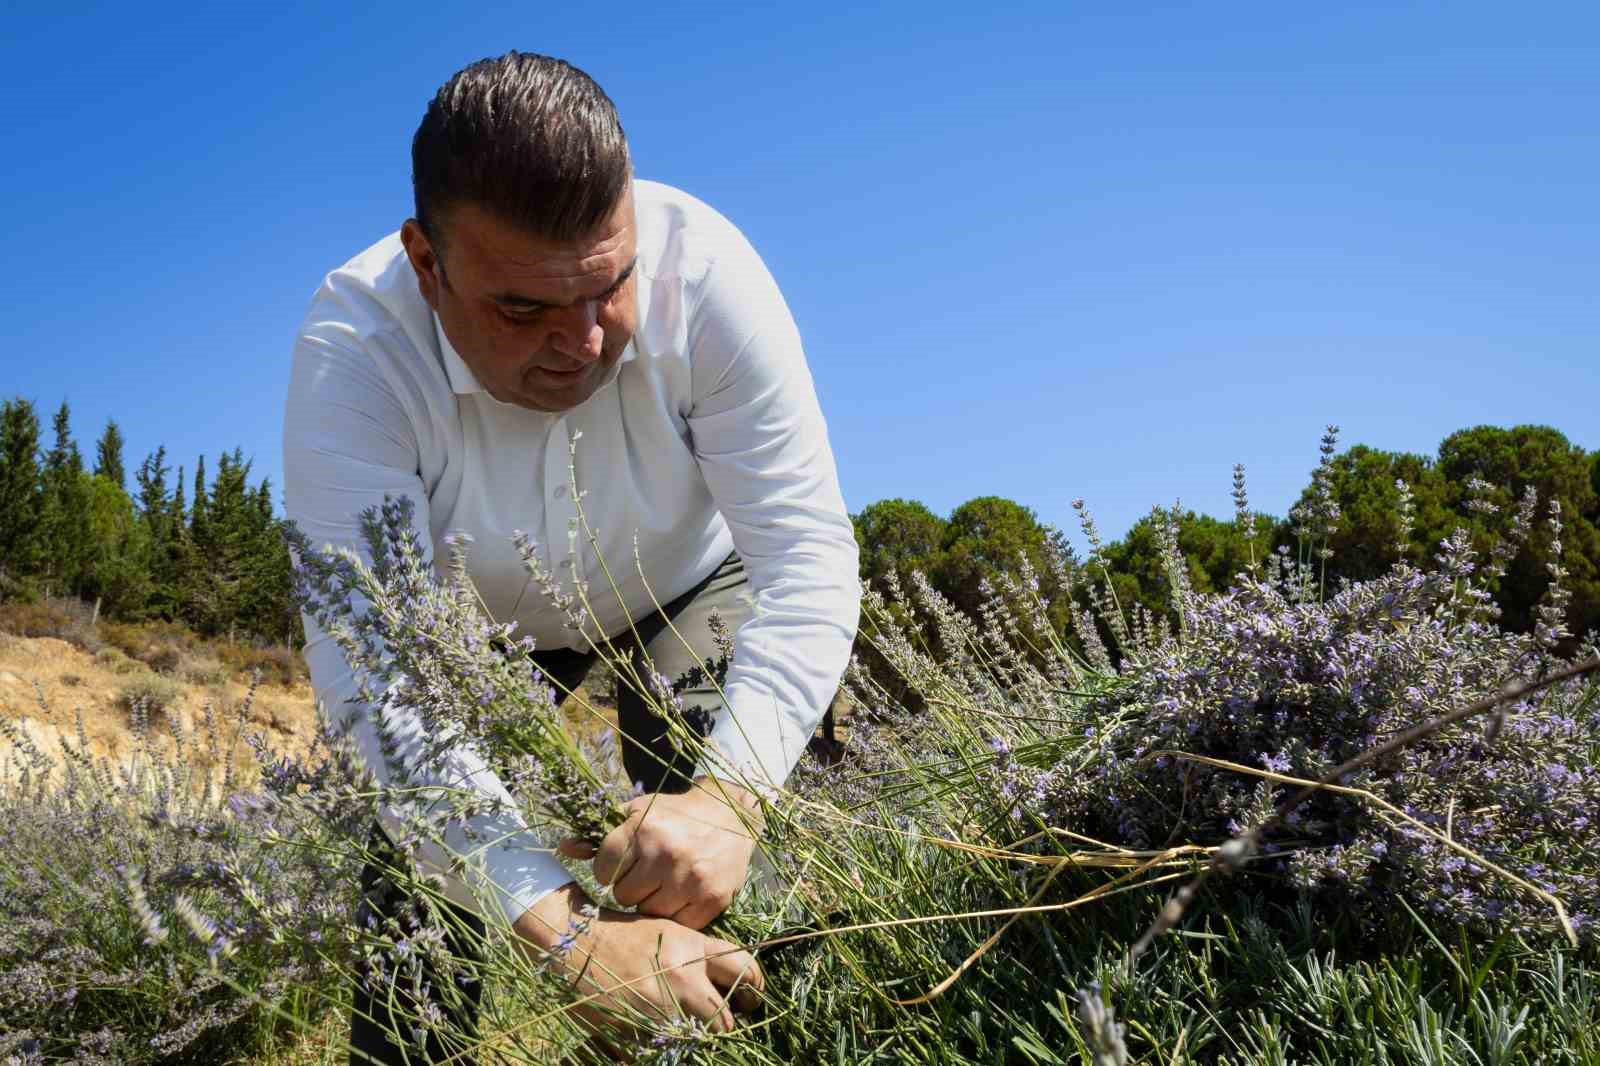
[0,608,621,787]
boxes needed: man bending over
[282,50,860,1064]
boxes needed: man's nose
[549,299,603,360]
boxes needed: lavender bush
[1038,523,1599,944]
[0,685,360,1064]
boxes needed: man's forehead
[447,197,636,290]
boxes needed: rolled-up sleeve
[283,325,574,925]
[683,228,862,791]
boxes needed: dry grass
[0,631,319,787]
[0,597,101,652]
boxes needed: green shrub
[94,646,149,676]
[100,620,197,668]
[177,654,230,687]
[214,641,306,687]
[142,644,183,674]
[98,621,149,660]
[0,571,38,602]
[118,674,183,715]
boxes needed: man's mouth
[534,363,588,379]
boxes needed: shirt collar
[435,314,486,396]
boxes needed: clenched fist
[558,776,763,930]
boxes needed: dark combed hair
[412,52,631,248]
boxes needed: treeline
[0,397,297,644]
[4,401,1594,663]
[852,424,1600,658]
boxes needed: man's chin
[508,390,583,413]
[501,352,626,412]
[504,372,594,413]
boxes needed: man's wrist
[693,774,767,840]
[513,880,592,953]
[693,774,761,812]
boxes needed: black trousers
[348,552,747,1065]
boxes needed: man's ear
[400,218,443,311]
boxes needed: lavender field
[3,436,1598,1065]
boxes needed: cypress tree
[191,454,209,547]
[172,464,187,527]
[134,446,170,531]
[94,418,126,490]
[0,399,45,582]
[206,449,254,635]
[82,472,151,617]
[134,446,181,619]
[39,401,93,596]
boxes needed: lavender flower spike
[1074,984,1130,1066]
[122,866,167,946]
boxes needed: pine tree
[204,449,255,636]
[165,464,195,624]
[0,398,45,584]
[93,418,126,491]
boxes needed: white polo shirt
[282,179,860,923]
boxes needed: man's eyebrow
[491,257,637,309]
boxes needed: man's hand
[514,882,764,1040]
[558,776,762,931]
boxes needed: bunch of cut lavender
[286,495,629,855]
[1030,508,1600,943]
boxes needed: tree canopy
[1277,424,1594,643]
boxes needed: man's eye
[500,307,544,323]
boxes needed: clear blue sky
[4,2,1596,550]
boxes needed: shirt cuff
[381,805,578,926]
[691,679,808,801]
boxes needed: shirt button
[554,485,569,499]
